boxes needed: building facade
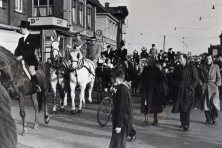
[208,32,222,57]
[0,0,29,53]
[27,0,97,62]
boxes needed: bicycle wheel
[97,96,112,127]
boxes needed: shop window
[15,0,23,13]
[87,6,91,29]
[79,2,84,26]
[72,0,77,24]
[33,0,53,16]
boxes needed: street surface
[10,93,222,148]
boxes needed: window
[79,2,84,26]
[87,7,91,29]
[15,0,23,12]
[33,0,53,16]
[72,0,77,24]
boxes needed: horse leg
[59,85,65,112]
[19,96,27,136]
[78,84,86,112]
[88,78,95,103]
[31,93,39,129]
[43,91,50,124]
[51,81,57,114]
[70,82,77,114]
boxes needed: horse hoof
[71,110,77,114]
[60,108,65,112]
[21,130,28,136]
[45,116,50,124]
[33,123,39,129]
[52,111,57,114]
[77,110,83,113]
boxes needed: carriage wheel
[97,96,112,127]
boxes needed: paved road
[11,93,222,148]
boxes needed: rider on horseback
[14,20,41,92]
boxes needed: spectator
[109,69,136,148]
[171,54,198,131]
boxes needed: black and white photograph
[1,0,222,148]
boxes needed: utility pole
[163,35,166,51]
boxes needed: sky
[99,0,222,55]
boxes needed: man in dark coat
[14,20,41,92]
[115,43,128,68]
[172,54,198,131]
[109,69,135,148]
[199,54,221,124]
[0,83,17,148]
[103,45,115,61]
[140,47,149,59]
[133,50,140,65]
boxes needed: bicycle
[97,95,113,127]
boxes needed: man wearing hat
[149,44,158,59]
[88,37,102,67]
[14,20,41,92]
[72,32,88,58]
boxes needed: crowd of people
[1,20,221,148]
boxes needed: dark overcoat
[109,83,133,148]
[14,34,38,69]
[0,83,17,148]
[139,65,165,114]
[199,63,221,111]
[171,63,198,113]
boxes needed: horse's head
[0,62,23,99]
[51,36,61,60]
[69,48,83,68]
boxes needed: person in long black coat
[109,69,135,148]
[139,58,166,126]
[0,83,17,148]
[171,54,198,131]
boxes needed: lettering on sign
[57,19,63,25]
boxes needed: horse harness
[70,57,95,85]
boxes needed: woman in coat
[171,54,198,131]
[139,58,166,126]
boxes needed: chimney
[105,2,109,9]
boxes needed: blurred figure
[133,50,140,65]
[88,37,102,67]
[199,54,221,124]
[0,83,17,148]
[149,44,158,59]
[140,47,149,59]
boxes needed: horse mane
[0,46,16,67]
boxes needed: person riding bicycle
[14,20,41,92]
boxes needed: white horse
[65,46,95,113]
[50,36,68,113]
